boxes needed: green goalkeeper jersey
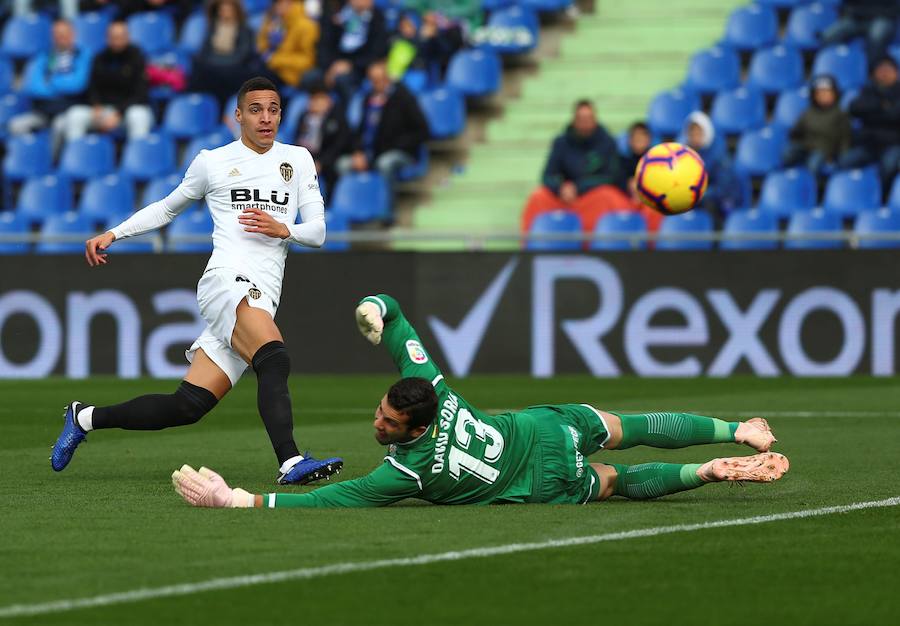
[265,294,595,509]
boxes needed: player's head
[373,378,438,445]
[235,77,281,153]
[572,99,597,137]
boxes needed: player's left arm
[287,147,326,247]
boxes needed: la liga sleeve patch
[406,340,429,364]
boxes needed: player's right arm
[85,152,209,267]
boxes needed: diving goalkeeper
[172,294,789,509]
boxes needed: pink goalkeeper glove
[171,465,255,508]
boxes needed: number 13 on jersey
[447,409,505,484]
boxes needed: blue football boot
[51,401,88,471]
[277,454,343,485]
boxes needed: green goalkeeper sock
[610,463,705,500]
[617,412,738,449]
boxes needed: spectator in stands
[821,0,900,61]
[387,11,462,80]
[8,19,91,153]
[336,59,429,184]
[59,21,153,145]
[847,56,900,184]
[619,121,651,189]
[257,0,319,88]
[783,75,852,177]
[316,0,390,101]
[683,111,748,217]
[522,100,636,234]
[295,81,352,191]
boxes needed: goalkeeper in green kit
[172,295,789,509]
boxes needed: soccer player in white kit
[50,77,343,485]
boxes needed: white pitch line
[1,497,897,620]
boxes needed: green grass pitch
[1,376,898,625]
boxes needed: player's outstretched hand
[84,231,116,267]
[356,302,384,345]
[238,208,290,239]
[172,464,255,508]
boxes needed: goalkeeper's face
[373,395,426,445]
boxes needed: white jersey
[110,140,325,306]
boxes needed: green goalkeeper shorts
[524,404,611,505]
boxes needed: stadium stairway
[402,0,745,250]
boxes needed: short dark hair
[871,55,898,74]
[574,99,594,112]
[307,80,330,96]
[237,77,279,107]
[387,378,438,430]
[628,121,650,135]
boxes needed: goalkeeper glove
[356,301,384,345]
[172,465,255,508]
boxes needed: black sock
[92,381,217,431]
[252,340,300,465]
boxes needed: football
[635,142,708,215]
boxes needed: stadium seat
[401,68,430,93]
[59,134,116,181]
[521,0,573,12]
[657,210,714,251]
[0,56,13,93]
[721,209,779,250]
[167,208,213,253]
[747,45,804,94]
[180,127,234,172]
[734,126,786,177]
[646,88,700,137]
[786,208,843,249]
[722,4,778,50]
[684,46,741,94]
[178,11,207,54]
[418,87,466,139]
[590,211,648,251]
[346,89,365,129]
[14,175,73,226]
[526,210,582,251]
[812,44,868,92]
[711,87,766,135]
[479,6,540,55]
[120,134,176,182]
[0,14,52,60]
[79,174,135,225]
[822,168,882,216]
[3,133,52,181]
[772,87,809,130]
[396,145,430,182]
[783,2,838,50]
[163,93,220,139]
[126,11,175,56]
[291,211,351,253]
[0,93,29,140]
[855,208,900,249]
[330,172,392,223]
[757,167,817,218]
[888,175,900,211]
[0,211,31,254]
[243,0,272,13]
[446,48,501,97]
[73,11,111,55]
[142,173,184,206]
[36,212,94,254]
[756,0,806,7]
[276,92,310,143]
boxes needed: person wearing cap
[847,56,900,184]
[784,75,852,177]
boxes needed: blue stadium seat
[889,175,900,211]
[480,6,540,55]
[36,212,94,254]
[79,174,135,225]
[773,86,809,130]
[521,0,573,12]
[711,87,766,135]
[167,208,213,253]
[142,173,184,206]
[0,14,52,60]
[127,11,175,56]
[180,127,233,172]
[446,48,501,97]
[657,210,714,251]
[646,88,700,137]
[735,126,786,177]
[120,133,176,181]
[722,4,778,50]
[855,208,900,249]
[291,211,351,253]
[59,134,116,181]
[276,92,310,143]
[15,175,73,226]
[526,210,582,251]
[784,2,838,50]
[0,93,29,140]
[756,0,806,6]
[401,68,430,93]
[418,87,466,139]
[786,208,843,249]
[757,167,817,217]
[3,133,52,181]
[178,11,207,54]
[590,211,647,251]
[346,89,365,129]
[812,44,868,92]
[722,209,779,250]
[684,46,741,94]
[823,167,882,216]
[73,11,111,55]
[396,145,430,182]
[163,93,220,139]
[244,0,273,13]
[0,211,30,254]
[330,172,391,223]
[747,45,804,94]
[0,56,13,93]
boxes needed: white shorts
[185,268,278,386]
